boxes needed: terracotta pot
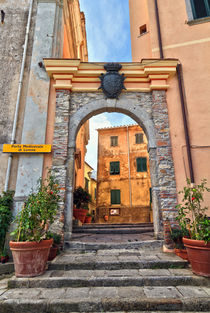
[10,239,53,277]
[73,208,87,223]
[85,216,92,224]
[104,215,109,222]
[48,246,58,261]
[183,237,210,277]
[174,248,188,261]
[1,256,9,264]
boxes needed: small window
[94,188,97,200]
[85,178,89,191]
[110,161,120,175]
[135,133,144,144]
[136,157,147,172]
[110,136,118,147]
[139,24,147,35]
[190,0,210,19]
[149,187,152,204]
[111,189,121,205]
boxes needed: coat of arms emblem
[99,63,126,99]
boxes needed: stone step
[72,227,154,234]
[49,250,188,271]
[74,222,153,229]
[8,269,210,289]
[65,239,163,250]
[1,286,210,312]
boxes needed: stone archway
[52,91,177,245]
[44,59,179,247]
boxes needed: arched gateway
[44,59,179,247]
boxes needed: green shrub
[0,190,14,253]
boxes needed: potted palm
[176,178,210,277]
[10,171,60,277]
[73,187,91,223]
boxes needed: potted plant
[170,227,189,260]
[176,178,210,277]
[47,232,61,261]
[1,248,9,264]
[10,171,60,277]
[73,187,91,223]
[0,190,14,260]
[85,213,92,224]
[104,214,109,222]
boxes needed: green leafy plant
[0,190,14,254]
[11,171,60,242]
[73,187,91,209]
[47,232,61,246]
[176,178,210,243]
[86,212,92,217]
[170,227,189,249]
[1,247,8,258]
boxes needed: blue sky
[79,0,136,170]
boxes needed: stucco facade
[129,0,210,215]
[96,125,151,224]
[1,0,89,217]
[84,162,97,214]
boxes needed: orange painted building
[84,162,97,214]
[129,0,210,213]
[96,125,151,224]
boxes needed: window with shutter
[190,0,210,19]
[110,136,118,146]
[135,133,144,144]
[136,157,147,172]
[111,189,121,204]
[110,161,120,175]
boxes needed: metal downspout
[4,0,34,191]
[154,0,194,183]
[154,0,164,58]
[126,126,132,208]
[176,64,194,183]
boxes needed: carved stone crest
[99,63,126,99]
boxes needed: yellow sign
[3,144,51,153]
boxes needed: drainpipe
[4,0,34,191]
[176,63,194,183]
[153,0,194,183]
[126,126,132,208]
[154,0,164,58]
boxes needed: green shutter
[111,190,121,204]
[135,133,143,144]
[110,161,120,175]
[136,157,147,172]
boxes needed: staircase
[0,244,210,312]
[70,222,159,250]
[73,222,154,234]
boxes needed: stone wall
[0,0,37,191]
[52,90,178,247]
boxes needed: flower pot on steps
[10,239,53,277]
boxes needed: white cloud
[85,114,112,170]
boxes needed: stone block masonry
[51,90,178,247]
